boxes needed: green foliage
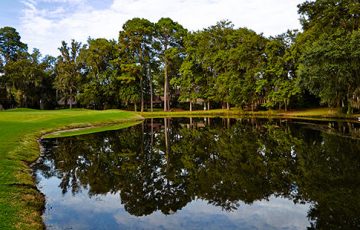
[173,59,203,104]
[54,40,82,109]
[3,49,56,108]
[0,27,27,63]
[155,18,187,111]
[119,18,156,111]
[2,3,360,112]
[78,38,117,109]
[178,22,269,110]
[298,0,360,113]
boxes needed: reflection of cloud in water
[41,173,309,230]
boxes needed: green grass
[0,109,142,230]
[140,107,360,120]
[139,109,237,118]
[44,121,143,138]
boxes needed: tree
[173,32,213,111]
[0,27,27,64]
[297,0,360,113]
[201,21,234,109]
[262,32,300,111]
[117,63,142,111]
[196,23,266,110]
[54,40,82,109]
[0,27,28,108]
[4,49,56,108]
[155,18,187,111]
[39,55,57,109]
[119,18,155,112]
[78,38,117,109]
[173,59,202,111]
[222,27,266,110]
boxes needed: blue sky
[0,1,22,28]
[0,0,305,56]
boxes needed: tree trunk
[23,94,27,108]
[227,102,230,110]
[134,103,137,112]
[140,50,144,112]
[347,85,352,114]
[190,100,192,111]
[347,101,353,114]
[207,101,210,110]
[149,64,153,112]
[167,95,170,111]
[69,88,72,109]
[164,60,168,111]
[140,76,144,112]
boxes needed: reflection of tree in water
[38,118,360,228]
[172,119,302,211]
[294,129,360,230]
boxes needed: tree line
[0,0,360,113]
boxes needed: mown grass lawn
[139,107,353,119]
[0,109,142,230]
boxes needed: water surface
[34,118,360,229]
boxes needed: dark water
[34,118,360,230]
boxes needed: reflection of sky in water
[39,175,311,230]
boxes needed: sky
[0,0,306,57]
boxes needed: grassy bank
[0,109,142,230]
[139,107,359,120]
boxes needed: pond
[33,118,360,229]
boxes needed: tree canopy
[0,0,359,113]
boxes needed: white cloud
[19,0,305,56]
[35,0,86,4]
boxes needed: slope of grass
[44,120,143,138]
[0,109,142,230]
